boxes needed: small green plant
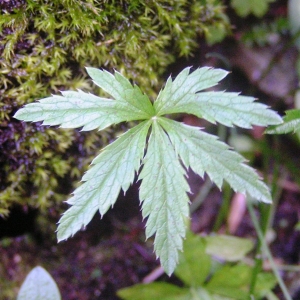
[14,67,282,275]
[17,266,61,300]
[266,108,300,231]
[231,0,274,18]
[241,18,289,47]
[117,232,277,300]
[266,109,300,134]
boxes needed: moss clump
[0,0,230,216]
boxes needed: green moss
[0,0,230,217]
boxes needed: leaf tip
[13,111,21,120]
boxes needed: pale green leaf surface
[139,121,190,275]
[14,90,135,131]
[86,67,155,119]
[154,67,228,115]
[14,66,281,276]
[57,121,151,242]
[117,282,191,300]
[266,109,300,134]
[158,118,272,203]
[17,266,61,300]
[205,235,253,261]
[169,92,282,128]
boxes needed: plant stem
[212,184,232,232]
[247,202,292,300]
[249,137,282,294]
[190,178,213,214]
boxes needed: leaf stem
[247,201,292,300]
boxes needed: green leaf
[154,67,228,116]
[57,121,151,241]
[139,120,190,275]
[266,109,300,134]
[86,67,155,119]
[205,264,252,300]
[154,68,281,128]
[117,282,191,300]
[205,235,254,261]
[254,273,277,299]
[158,118,272,203]
[175,232,211,287]
[14,90,135,131]
[181,92,281,128]
[231,0,274,17]
[17,266,61,300]
[14,66,281,275]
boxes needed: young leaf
[205,264,252,299]
[265,109,300,134]
[17,266,61,300]
[231,0,274,17]
[183,92,281,128]
[158,118,272,203]
[117,282,191,300]
[14,66,282,275]
[175,232,211,287]
[154,67,228,116]
[139,121,190,275]
[57,121,151,241]
[14,90,143,131]
[86,67,155,119]
[156,88,281,128]
[205,235,254,261]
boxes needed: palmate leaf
[14,66,282,275]
[266,109,300,134]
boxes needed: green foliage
[231,0,275,18]
[15,67,282,274]
[17,266,61,300]
[117,232,277,300]
[0,0,231,215]
[205,235,254,261]
[241,18,289,47]
[266,109,300,134]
